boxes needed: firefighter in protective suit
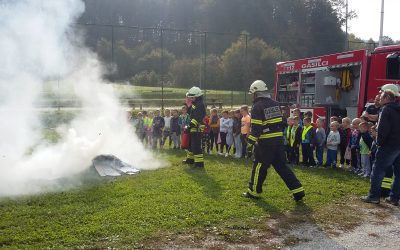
[183,86,206,168]
[243,80,305,201]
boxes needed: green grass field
[115,85,250,107]
[0,149,370,249]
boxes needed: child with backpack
[359,122,373,177]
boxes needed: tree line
[79,0,358,90]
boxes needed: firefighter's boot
[184,151,195,164]
[242,190,260,199]
[194,162,204,168]
[293,191,305,202]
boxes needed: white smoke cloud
[0,0,163,196]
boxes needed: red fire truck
[274,45,400,122]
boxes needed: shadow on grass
[184,166,223,200]
[200,155,251,169]
[250,198,281,214]
[292,200,314,215]
[294,165,370,184]
[161,148,186,157]
[248,196,314,216]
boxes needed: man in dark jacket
[242,80,305,202]
[363,86,400,206]
[364,94,381,123]
[182,86,206,168]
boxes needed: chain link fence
[75,23,257,110]
[43,23,382,111]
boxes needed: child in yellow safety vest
[142,111,149,146]
[301,117,317,167]
[144,111,154,148]
[289,116,302,165]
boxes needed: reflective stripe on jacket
[248,97,284,146]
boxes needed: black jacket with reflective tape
[188,96,206,132]
[248,97,284,146]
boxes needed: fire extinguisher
[181,127,190,149]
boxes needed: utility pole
[160,28,164,111]
[379,0,385,47]
[244,34,248,104]
[345,0,349,50]
[111,25,114,64]
[110,25,116,81]
[203,32,207,101]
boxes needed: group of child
[133,105,252,158]
[134,107,189,150]
[134,105,377,178]
[285,108,376,178]
[207,106,251,158]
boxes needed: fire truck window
[386,53,400,80]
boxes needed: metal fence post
[231,89,233,108]
[160,28,164,111]
[203,32,207,102]
[77,23,269,108]
[111,25,114,64]
[244,34,248,105]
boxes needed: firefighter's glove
[184,125,190,133]
[246,143,254,158]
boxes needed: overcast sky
[347,0,399,41]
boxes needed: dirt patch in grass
[138,217,285,249]
[313,197,364,234]
[137,204,313,249]
[139,197,400,249]
[283,198,400,250]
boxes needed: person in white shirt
[162,109,172,149]
[219,110,230,155]
[326,121,341,168]
[225,110,235,157]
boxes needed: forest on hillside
[77,0,382,90]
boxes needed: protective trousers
[248,143,304,200]
[381,168,394,197]
[186,132,204,167]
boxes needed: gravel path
[145,200,400,249]
[286,203,400,250]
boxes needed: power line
[76,22,380,49]
[75,22,248,37]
